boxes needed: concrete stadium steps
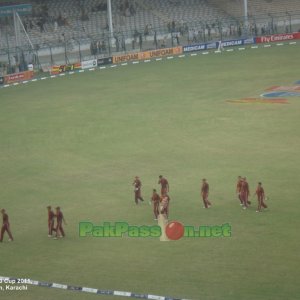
[210,0,300,19]
[1,0,300,50]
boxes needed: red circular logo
[165,221,184,240]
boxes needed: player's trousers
[135,191,144,204]
[0,224,13,242]
[202,194,211,208]
[257,196,267,211]
[153,202,159,218]
[48,220,56,235]
[56,222,65,237]
[238,193,243,204]
[241,193,249,207]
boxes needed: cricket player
[132,176,144,204]
[47,206,56,237]
[240,177,250,209]
[236,176,243,205]
[255,182,268,212]
[245,178,251,205]
[151,189,161,220]
[158,175,169,196]
[201,178,211,208]
[158,202,169,242]
[160,193,170,218]
[53,207,66,239]
[0,209,13,242]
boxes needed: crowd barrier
[1,33,299,86]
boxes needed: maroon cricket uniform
[256,186,267,211]
[0,213,13,242]
[236,179,243,204]
[201,181,211,208]
[245,180,251,205]
[152,192,161,219]
[240,181,250,207]
[158,177,169,196]
[56,211,65,237]
[133,178,144,204]
[48,210,56,235]
[160,194,170,218]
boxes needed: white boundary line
[0,41,298,90]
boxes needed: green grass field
[0,44,300,300]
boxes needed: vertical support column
[107,0,114,51]
[243,0,248,36]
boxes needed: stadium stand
[0,0,299,70]
[1,0,300,48]
[210,0,300,18]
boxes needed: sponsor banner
[0,76,4,85]
[141,46,182,59]
[50,63,81,75]
[183,38,255,53]
[221,37,255,47]
[183,44,207,53]
[81,59,97,69]
[256,32,300,44]
[112,53,140,64]
[207,42,217,49]
[4,70,34,84]
[221,39,243,47]
[112,46,183,63]
[97,57,113,66]
[0,4,32,17]
[183,42,217,52]
[244,38,255,44]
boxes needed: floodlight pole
[243,0,248,36]
[13,10,21,65]
[5,28,12,72]
[107,0,114,50]
[13,10,21,49]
